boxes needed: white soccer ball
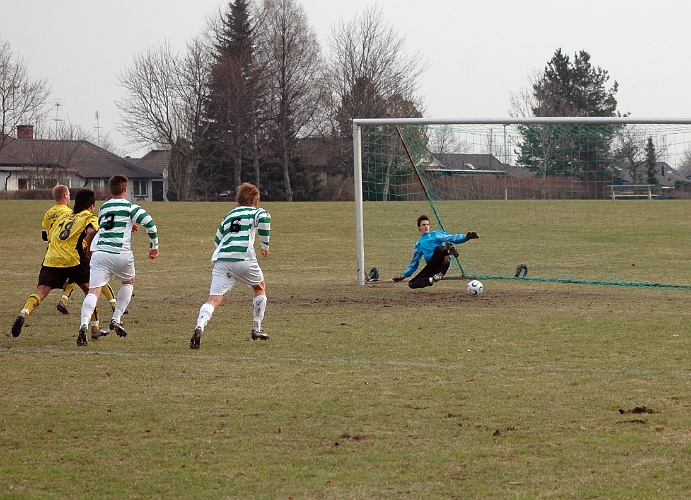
[466,279,483,296]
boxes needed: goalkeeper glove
[392,274,406,282]
[465,231,479,240]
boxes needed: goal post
[353,117,691,288]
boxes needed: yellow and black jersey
[42,204,72,240]
[43,210,99,268]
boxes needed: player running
[393,214,479,288]
[190,182,271,349]
[11,190,104,339]
[37,184,117,335]
[77,175,159,347]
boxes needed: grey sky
[2,0,690,157]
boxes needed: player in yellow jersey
[42,184,72,241]
[10,190,102,342]
[40,187,119,329]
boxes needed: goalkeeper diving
[393,214,479,288]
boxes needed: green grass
[2,200,691,499]
[364,199,691,287]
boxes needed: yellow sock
[91,305,100,333]
[21,293,41,316]
[103,283,117,309]
[61,282,77,306]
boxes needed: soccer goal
[353,117,691,288]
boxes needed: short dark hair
[417,215,430,227]
[73,189,95,213]
[109,175,128,196]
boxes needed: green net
[357,121,691,288]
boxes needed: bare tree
[97,132,127,157]
[612,125,647,184]
[322,7,427,200]
[429,125,466,156]
[676,148,691,178]
[612,126,668,184]
[508,68,543,118]
[0,37,51,154]
[116,38,211,201]
[257,0,324,201]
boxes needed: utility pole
[95,111,102,146]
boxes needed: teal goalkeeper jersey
[211,205,270,262]
[95,198,159,253]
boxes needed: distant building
[130,149,171,201]
[430,153,509,171]
[0,125,162,202]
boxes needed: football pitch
[2,200,691,499]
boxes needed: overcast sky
[2,0,690,157]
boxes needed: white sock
[80,293,98,328]
[196,303,215,330]
[252,295,267,331]
[112,284,134,322]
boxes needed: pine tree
[204,0,262,194]
[516,49,620,193]
[645,137,658,186]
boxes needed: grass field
[363,199,691,287]
[2,200,691,499]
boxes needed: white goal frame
[353,117,691,285]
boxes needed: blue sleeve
[402,245,424,278]
[434,231,467,245]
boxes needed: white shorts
[89,251,135,288]
[209,259,264,296]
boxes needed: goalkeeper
[393,215,478,288]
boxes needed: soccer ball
[466,280,483,296]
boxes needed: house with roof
[0,125,162,202]
[430,153,509,172]
[129,149,170,201]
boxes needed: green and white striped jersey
[95,198,159,254]
[212,205,270,262]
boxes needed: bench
[609,185,658,200]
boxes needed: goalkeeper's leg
[409,246,451,289]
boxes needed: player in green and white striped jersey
[77,175,160,345]
[190,182,271,349]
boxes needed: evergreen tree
[241,153,323,201]
[204,0,263,195]
[532,49,618,118]
[515,49,620,194]
[645,137,658,186]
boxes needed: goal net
[353,118,691,288]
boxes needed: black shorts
[65,257,91,285]
[38,262,90,289]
